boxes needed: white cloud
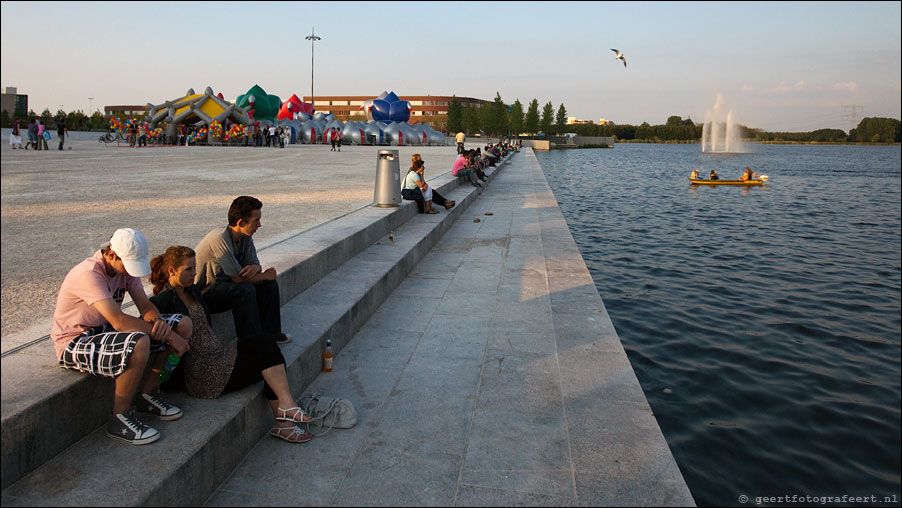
[771,80,806,94]
[833,81,860,93]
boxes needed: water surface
[536,144,901,506]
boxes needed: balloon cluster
[225,124,244,140]
[197,126,208,139]
[152,127,164,141]
[210,121,222,138]
[109,117,124,131]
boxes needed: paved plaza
[0,132,461,349]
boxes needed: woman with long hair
[149,246,313,443]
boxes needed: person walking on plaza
[38,120,48,150]
[9,118,23,149]
[25,118,37,150]
[149,246,314,443]
[51,228,191,445]
[57,120,68,150]
[194,196,292,345]
[455,131,465,154]
[330,127,338,151]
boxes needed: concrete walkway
[207,150,695,506]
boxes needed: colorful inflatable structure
[361,91,412,123]
[147,87,253,141]
[235,84,282,122]
[277,94,314,120]
[143,86,443,146]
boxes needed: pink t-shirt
[451,156,468,176]
[50,250,144,359]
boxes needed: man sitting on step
[51,228,191,445]
[194,195,291,345]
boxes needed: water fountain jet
[701,94,745,153]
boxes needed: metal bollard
[373,149,401,207]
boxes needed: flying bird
[611,48,627,68]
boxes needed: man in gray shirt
[194,196,290,343]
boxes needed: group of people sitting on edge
[689,167,759,181]
[51,196,316,446]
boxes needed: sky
[1,1,900,132]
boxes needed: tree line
[1,107,109,131]
[3,100,899,144]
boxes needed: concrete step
[0,155,514,505]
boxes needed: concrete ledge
[0,153,515,502]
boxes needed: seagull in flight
[611,48,627,68]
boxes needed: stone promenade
[208,149,695,506]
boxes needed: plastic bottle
[158,354,181,382]
[323,340,333,372]
[388,230,394,242]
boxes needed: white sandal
[276,406,312,423]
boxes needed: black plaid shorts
[59,314,183,378]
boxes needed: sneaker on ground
[136,392,183,421]
[107,408,160,445]
[275,332,292,344]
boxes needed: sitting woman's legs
[401,188,426,213]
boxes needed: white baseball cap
[108,228,151,277]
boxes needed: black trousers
[222,334,285,400]
[202,279,282,342]
[402,187,450,213]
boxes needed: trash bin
[374,149,401,207]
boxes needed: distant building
[566,117,594,125]
[302,94,491,122]
[104,105,148,120]
[598,118,612,125]
[1,87,29,119]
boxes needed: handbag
[298,393,357,436]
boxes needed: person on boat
[689,169,700,180]
[739,167,759,181]
[709,170,719,181]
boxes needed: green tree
[446,96,462,134]
[0,110,11,128]
[90,111,104,130]
[850,117,901,143]
[509,99,524,135]
[525,99,540,134]
[540,101,554,134]
[555,104,568,135]
[486,92,509,136]
[635,121,652,140]
[462,103,481,134]
[666,115,683,127]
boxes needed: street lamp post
[305,28,321,111]
[88,97,93,116]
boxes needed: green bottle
[158,354,181,382]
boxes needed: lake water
[535,144,901,506]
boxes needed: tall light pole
[305,28,321,110]
[88,97,93,115]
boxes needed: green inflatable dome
[236,84,282,121]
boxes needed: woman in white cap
[51,228,192,445]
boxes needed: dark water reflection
[536,144,901,506]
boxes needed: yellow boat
[690,178,763,186]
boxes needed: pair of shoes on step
[443,200,456,209]
[106,392,182,445]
